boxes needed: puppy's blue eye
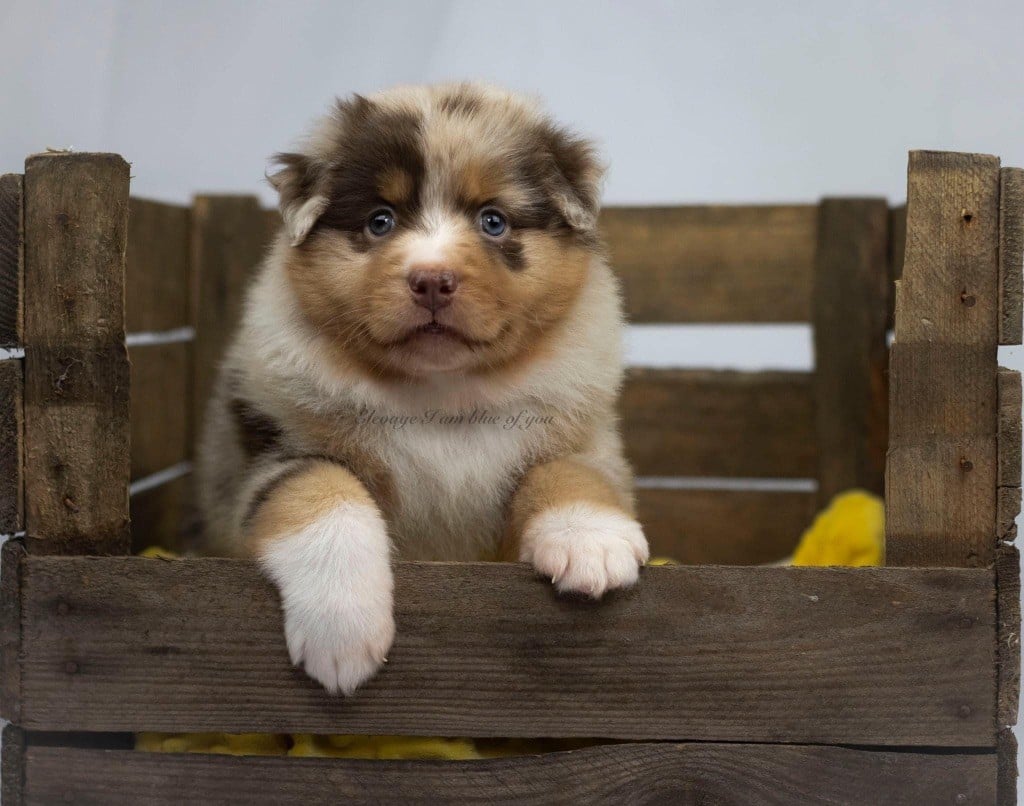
[480,209,508,237]
[367,209,395,237]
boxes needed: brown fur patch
[230,398,284,458]
[247,459,376,554]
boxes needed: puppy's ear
[542,127,606,233]
[268,152,330,247]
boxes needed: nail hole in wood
[961,208,973,223]
[959,457,974,472]
[960,291,976,307]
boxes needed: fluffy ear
[543,127,606,233]
[268,152,330,246]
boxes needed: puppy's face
[272,85,604,378]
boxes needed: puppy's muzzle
[408,267,459,313]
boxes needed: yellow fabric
[134,489,883,759]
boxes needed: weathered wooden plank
[999,167,1024,345]
[998,728,1018,806]
[622,369,816,478]
[997,543,1020,729]
[637,487,813,564]
[812,198,890,505]
[130,476,190,555]
[23,742,996,806]
[191,195,267,443]
[22,153,131,555]
[129,343,190,480]
[126,198,190,332]
[2,725,25,806]
[886,151,1002,567]
[998,369,1022,544]
[0,360,22,533]
[600,205,818,323]
[889,204,906,328]
[0,174,23,346]
[18,558,995,745]
[1,539,24,722]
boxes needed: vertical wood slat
[191,196,267,444]
[0,361,23,534]
[999,168,1024,345]
[22,153,131,555]
[1,724,25,806]
[0,175,23,346]
[886,151,1002,567]
[1,539,24,723]
[811,198,890,506]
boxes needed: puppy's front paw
[259,501,394,695]
[520,503,649,598]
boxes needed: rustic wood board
[886,151,1002,567]
[998,728,1018,806]
[2,725,24,806]
[997,543,1020,729]
[621,368,816,478]
[600,205,818,323]
[812,198,890,505]
[999,167,1024,345]
[0,360,22,533]
[16,558,995,745]
[126,198,191,333]
[22,153,132,555]
[129,343,190,479]
[0,174,23,346]
[636,487,814,564]
[191,195,267,444]
[888,204,907,328]
[1,539,24,722]
[23,741,996,806]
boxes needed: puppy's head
[271,84,604,378]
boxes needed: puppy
[197,83,648,695]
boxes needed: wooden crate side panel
[126,198,190,333]
[637,487,814,564]
[812,198,890,505]
[18,559,996,746]
[621,368,816,477]
[601,205,818,323]
[191,195,268,444]
[0,174,23,347]
[22,153,131,556]
[129,343,190,480]
[886,151,1002,567]
[23,742,997,806]
[0,360,23,533]
[999,167,1024,345]
[1,539,24,722]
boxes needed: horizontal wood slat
[637,487,813,564]
[126,198,191,332]
[601,205,818,323]
[23,742,996,806]
[129,343,190,480]
[0,360,23,533]
[16,558,995,745]
[622,369,816,477]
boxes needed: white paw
[259,502,395,695]
[520,503,649,598]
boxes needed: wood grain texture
[0,360,22,533]
[997,543,1020,729]
[600,205,818,323]
[0,174,23,346]
[2,725,24,806]
[812,198,890,505]
[621,369,816,478]
[999,728,1018,806]
[999,369,1022,489]
[191,195,267,443]
[886,151,1002,567]
[17,558,995,745]
[889,204,907,328]
[1,539,24,722]
[22,153,131,555]
[129,343,190,480]
[126,198,190,332]
[23,742,997,806]
[129,476,190,555]
[636,487,813,564]
[999,167,1024,345]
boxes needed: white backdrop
[2,0,1024,785]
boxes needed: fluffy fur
[197,83,647,693]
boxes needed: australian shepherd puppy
[197,83,648,695]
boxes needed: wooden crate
[0,150,1020,804]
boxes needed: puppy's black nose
[407,268,458,312]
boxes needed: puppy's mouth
[391,320,490,348]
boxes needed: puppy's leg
[505,459,649,598]
[247,459,394,695]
